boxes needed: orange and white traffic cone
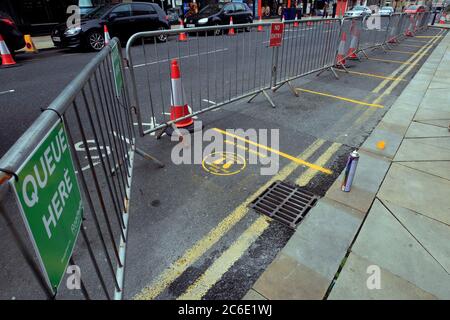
[306,20,313,27]
[104,25,111,46]
[281,14,285,23]
[347,21,359,60]
[179,19,188,41]
[293,14,299,27]
[0,34,17,67]
[24,34,38,53]
[257,17,264,32]
[387,22,398,44]
[169,59,194,130]
[228,17,235,35]
[439,13,446,24]
[335,31,347,68]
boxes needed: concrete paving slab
[399,160,450,180]
[378,163,450,225]
[420,88,450,111]
[360,125,404,159]
[326,150,391,213]
[414,106,450,121]
[394,90,426,108]
[252,252,329,300]
[406,121,450,138]
[351,199,450,299]
[281,198,363,280]
[394,137,450,161]
[328,253,437,300]
[242,289,267,300]
[384,200,450,274]
[415,119,450,128]
[428,77,450,89]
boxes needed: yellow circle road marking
[202,152,246,176]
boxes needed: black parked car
[0,11,25,53]
[184,3,253,32]
[51,2,170,51]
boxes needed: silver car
[379,6,394,16]
[344,6,372,17]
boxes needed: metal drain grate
[250,181,320,228]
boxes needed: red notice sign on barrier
[269,23,284,47]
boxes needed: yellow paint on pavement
[224,139,267,158]
[415,35,442,38]
[213,128,332,175]
[177,216,270,300]
[133,139,325,300]
[296,142,341,186]
[389,50,429,56]
[294,88,384,109]
[367,57,417,65]
[335,69,406,81]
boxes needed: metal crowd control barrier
[0,38,160,300]
[272,18,342,92]
[126,22,276,137]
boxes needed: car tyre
[156,27,168,42]
[87,30,105,51]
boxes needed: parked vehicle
[379,6,394,16]
[344,6,372,17]
[404,5,427,14]
[184,3,253,30]
[51,2,170,51]
[167,7,182,25]
[0,11,25,53]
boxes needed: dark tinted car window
[111,4,131,18]
[84,5,112,19]
[223,4,235,13]
[132,3,156,15]
[199,4,224,14]
[235,4,246,12]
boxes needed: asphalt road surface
[0,23,445,299]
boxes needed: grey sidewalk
[243,28,450,300]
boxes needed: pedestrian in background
[323,2,329,18]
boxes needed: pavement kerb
[244,28,450,300]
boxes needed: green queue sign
[111,41,123,97]
[12,121,83,294]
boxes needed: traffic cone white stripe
[104,25,111,45]
[171,78,185,107]
[0,34,16,66]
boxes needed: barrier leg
[135,147,165,168]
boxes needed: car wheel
[214,24,222,36]
[156,27,167,42]
[87,30,105,51]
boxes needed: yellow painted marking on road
[373,31,443,94]
[224,139,267,158]
[398,44,432,48]
[296,142,341,186]
[403,39,432,43]
[415,35,443,38]
[133,139,325,300]
[367,57,417,65]
[295,88,384,109]
[213,128,332,175]
[177,216,270,300]
[389,50,429,56]
[335,69,406,81]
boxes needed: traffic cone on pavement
[104,25,111,45]
[404,15,414,37]
[306,20,313,27]
[24,34,38,53]
[293,14,299,27]
[335,31,347,68]
[169,59,194,129]
[228,17,235,35]
[347,21,359,60]
[257,17,264,32]
[0,34,17,67]
[179,19,188,41]
[281,14,285,23]
[439,13,446,24]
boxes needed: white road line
[202,99,216,104]
[0,89,15,96]
[132,48,229,68]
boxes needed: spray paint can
[341,150,359,192]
